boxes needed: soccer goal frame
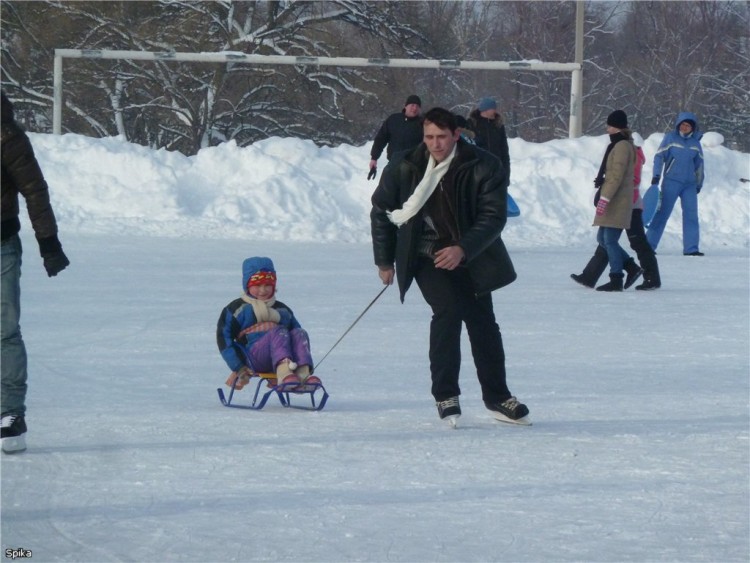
[52,49,583,138]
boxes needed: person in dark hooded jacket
[467,97,511,182]
[370,107,529,427]
[1,91,70,453]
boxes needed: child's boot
[296,365,321,389]
[276,359,300,389]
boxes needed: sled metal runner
[217,371,329,411]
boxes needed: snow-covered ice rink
[2,132,748,561]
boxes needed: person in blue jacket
[646,111,705,256]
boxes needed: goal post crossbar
[52,48,583,136]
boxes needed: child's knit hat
[242,256,277,293]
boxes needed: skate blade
[2,436,27,453]
[490,412,532,426]
[444,414,460,429]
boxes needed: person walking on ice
[2,91,70,454]
[646,111,705,256]
[367,94,424,181]
[588,110,637,292]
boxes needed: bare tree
[584,0,749,146]
[2,0,425,154]
[2,0,748,152]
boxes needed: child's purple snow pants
[246,327,313,373]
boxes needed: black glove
[593,177,603,189]
[651,176,660,186]
[43,250,70,277]
[367,167,377,180]
[37,236,69,277]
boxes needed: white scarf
[387,145,457,227]
[240,294,281,324]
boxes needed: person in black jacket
[370,107,529,427]
[1,91,69,453]
[367,94,423,180]
[467,97,511,183]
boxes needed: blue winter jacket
[216,297,301,372]
[652,111,704,190]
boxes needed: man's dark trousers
[414,257,511,405]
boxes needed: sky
[1,129,748,562]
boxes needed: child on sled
[217,256,320,390]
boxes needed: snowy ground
[1,130,749,561]
[2,234,748,562]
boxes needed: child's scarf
[240,294,281,324]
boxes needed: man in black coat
[1,91,70,453]
[370,107,529,427]
[367,94,423,180]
